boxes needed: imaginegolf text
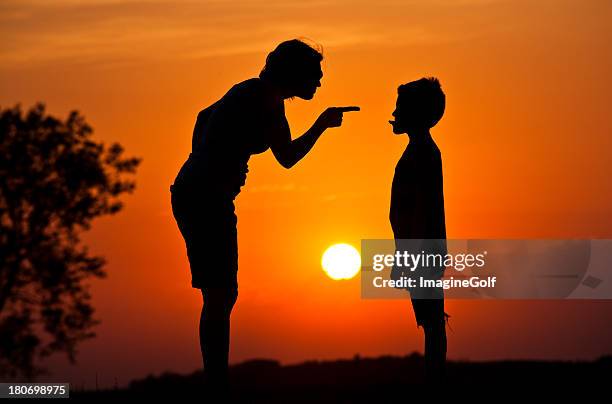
[373,276,497,290]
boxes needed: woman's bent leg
[200,287,238,384]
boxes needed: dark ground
[70,353,611,401]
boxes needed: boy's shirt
[390,136,446,241]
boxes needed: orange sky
[1,0,612,388]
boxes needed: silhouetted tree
[0,103,140,379]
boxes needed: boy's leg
[411,296,447,383]
[423,298,447,383]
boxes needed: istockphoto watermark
[361,239,612,299]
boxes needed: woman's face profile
[293,63,323,100]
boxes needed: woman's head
[260,39,323,100]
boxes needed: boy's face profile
[390,93,421,135]
[390,78,445,136]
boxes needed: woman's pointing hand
[315,106,361,129]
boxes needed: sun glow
[321,243,361,280]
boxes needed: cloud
[0,0,510,68]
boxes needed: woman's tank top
[173,78,285,200]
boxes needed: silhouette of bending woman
[170,39,358,386]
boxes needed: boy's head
[390,77,445,135]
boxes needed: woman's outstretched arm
[270,106,359,169]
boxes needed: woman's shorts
[170,185,238,290]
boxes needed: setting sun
[321,243,361,280]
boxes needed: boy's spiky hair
[398,77,445,128]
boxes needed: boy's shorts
[410,296,445,328]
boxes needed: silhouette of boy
[389,77,449,382]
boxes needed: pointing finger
[336,106,360,113]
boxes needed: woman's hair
[260,39,323,90]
